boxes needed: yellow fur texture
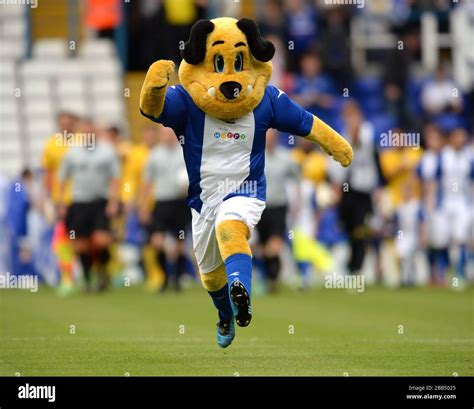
[306,115,353,167]
[200,264,227,292]
[216,220,251,261]
[139,60,175,118]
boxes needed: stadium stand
[0,4,26,177]
[0,5,125,176]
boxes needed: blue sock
[208,286,233,322]
[457,245,467,278]
[225,253,252,298]
[297,261,311,286]
[435,249,449,283]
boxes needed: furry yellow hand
[140,60,175,118]
[144,60,175,90]
[307,116,353,167]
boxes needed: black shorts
[149,199,190,239]
[257,205,287,244]
[65,199,110,238]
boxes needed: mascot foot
[217,319,235,348]
[230,280,252,327]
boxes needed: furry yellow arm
[306,115,353,167]
[139,60,175,119]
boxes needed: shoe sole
[230,280,252,327]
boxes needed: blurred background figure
[319,6,353,92]
[283,0,319,72]
[58,119,120,292]
[380,127,422,211]
[128,0,207,69]
[393,181,423,287]
[291,52,337,125]
[140,127,189,293]
[256,129,299,292]
[257,0,285,39]
[42,112,79,212]
[84,0,122,39]
[428,127,474,289]
[417,122,446,286]
[421,64,463,118]
[120,125,159,290]
[382,26,420,129]
[329,100,382,276]
[6,169,35,280]
[41,112,79,294]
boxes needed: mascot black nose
[219,81,242,100]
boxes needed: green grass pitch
[1,285,472,376]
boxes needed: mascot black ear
[236,18,275,62]
[181,19,215,65]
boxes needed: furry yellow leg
[215,220,251,261]
[306,115,353,167]
[200,264,227,292]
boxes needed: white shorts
[395,234,417,258]
[428,209,449,249]
[191,196,266,274]
[430,202,471,247]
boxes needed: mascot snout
[220,81,242,99]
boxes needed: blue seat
[434,113,465,133]
[369,113,397,137]
[406,78,425,116]
[353,76,383,97]
[353,76,385,116]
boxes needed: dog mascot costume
[140,17,353,348]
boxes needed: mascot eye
[214,54,225,73]
[234,52,243,72]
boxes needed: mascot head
[178,17,275,120]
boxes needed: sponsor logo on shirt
[214,131,247,140]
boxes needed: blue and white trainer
[216,319,235,348]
